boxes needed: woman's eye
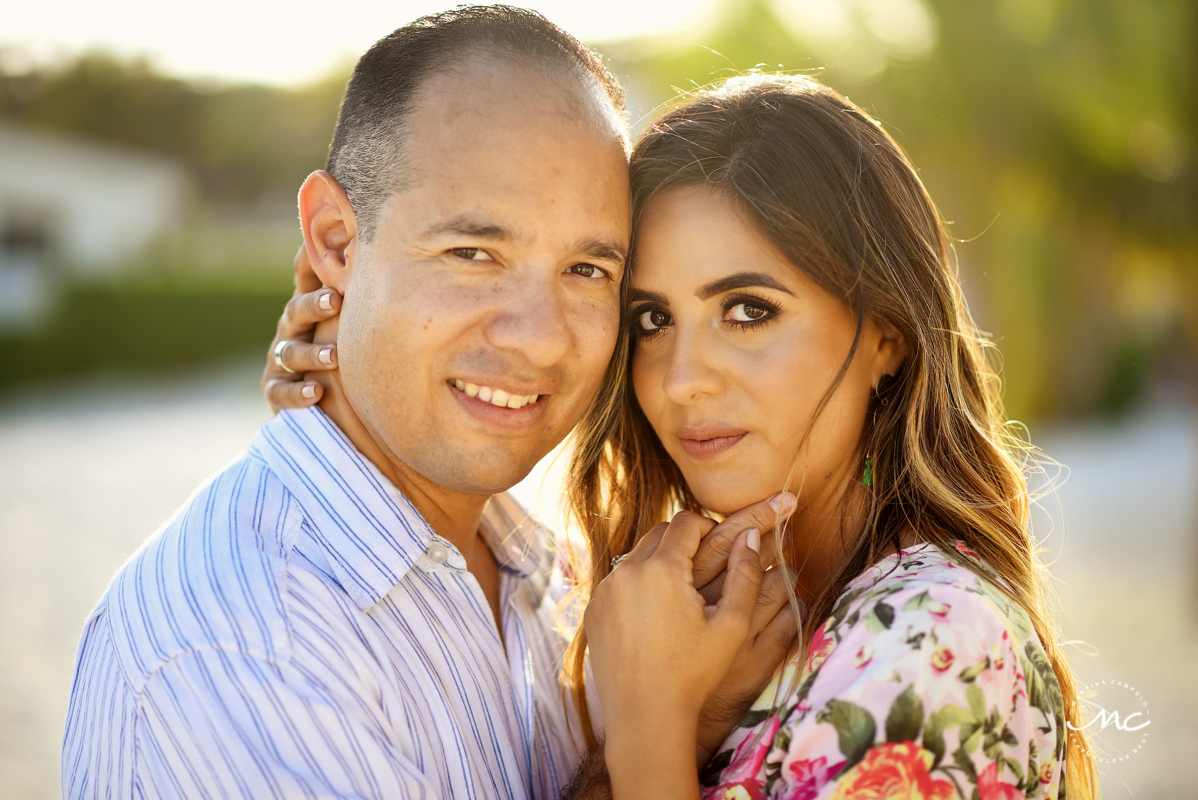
[567,263,608,280]
[726,303,770,323]
[637,308,672,332]
[451,248,493,261]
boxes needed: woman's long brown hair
[562,73,1096,798]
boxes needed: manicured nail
[745,528,760,554]
[301,384,317,399]
[318,292,333,311]
[769,492,796,513]
[318,346,334,366]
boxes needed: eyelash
[631,293,781,341]
[450,249,612,282]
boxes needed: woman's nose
[662,329,724,404]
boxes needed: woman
[264,74,1096,799]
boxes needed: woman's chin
[690,482,779,517]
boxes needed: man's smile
[451,379,541,409]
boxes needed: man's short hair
[326,4,627,241]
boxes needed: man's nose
[662,327,724,403]
[484,273,571,368]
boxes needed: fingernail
[769,492,796,513]
[318,346,334,366]
[318,292,334,311]
[745,528,760,553]
[301,384,317,399]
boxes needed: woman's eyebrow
[630,288,668,305]
[696,272,795,300]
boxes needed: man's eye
[451,248,493,261]
[567,263,608,280]
[726,303,769,323]
[637,308,672,331]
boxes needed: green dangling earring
[862,456,873,487]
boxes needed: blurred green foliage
[609,0,1197,420]
[0,276,292,391]
[1,0,1194,418]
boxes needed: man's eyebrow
[697,272,795,300]
[420,215,516,241]
[573,237,628,266]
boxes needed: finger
[749,565,799,635]
[751,596,800,660]
[625,521,669,564]
[274,341,337,374]
[280,289,341,341]
[264,378,323,410]
[711,529,765,627]
[693,492,795,590]
[654,510,715,567]
[293,246,322,294]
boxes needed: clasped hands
[585,495,801,797]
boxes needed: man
[63,7,788,799]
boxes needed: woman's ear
[299,171,358,295]
[870,320,908,386]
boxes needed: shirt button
[425,542,450,565]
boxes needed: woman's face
[630,187,902,515]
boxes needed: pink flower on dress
[784,756,846,800]
[703,714,783,800]
[855,643,874,669]
[712,780,765,800]
[805,622,836,674]
[931,645,955,672]
[978,761,1023,800]
[954,541,982,562]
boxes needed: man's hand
[261,247,343,413]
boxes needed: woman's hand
[261,247,343,412]
[585,510,766,799]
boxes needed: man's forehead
[403,55,627,165]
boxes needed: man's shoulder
[100,451,304,687]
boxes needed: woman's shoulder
[822,541,1040,657]
[701,542,1066,800]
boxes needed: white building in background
[0,122,190,327]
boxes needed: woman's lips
[676,426,748,460]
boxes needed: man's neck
[314,372,490,561]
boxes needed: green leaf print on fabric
[864,601,896,632]
[1023,640,1066,755]
[885,685,925,744]
[923,704,975,768]
[817,699,876,769]
[904,589,934,611]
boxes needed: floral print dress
[701,542,1066,800]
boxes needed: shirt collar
[250,407,551,610]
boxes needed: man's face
[335,59,630,496]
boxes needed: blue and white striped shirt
[62,407,581,799]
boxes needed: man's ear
[870,319,908,386]
[299,170,358,295]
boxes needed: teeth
[452,380,540,409]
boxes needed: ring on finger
[610,554,629,570]
[273,339,297,374]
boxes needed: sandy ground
[1,362,1194,798]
